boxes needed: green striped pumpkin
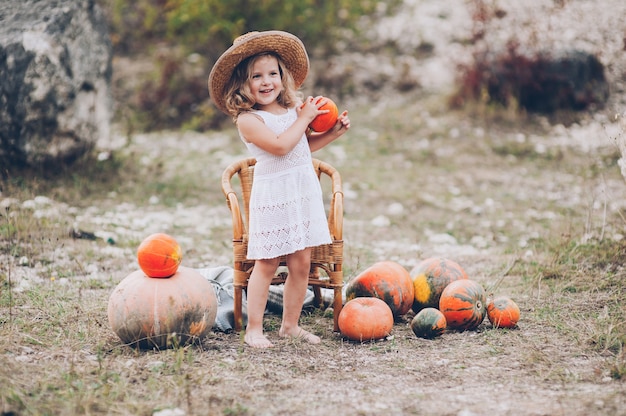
[410,307,447,339]
[439,279,486,331]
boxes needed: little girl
[209,30,350,348]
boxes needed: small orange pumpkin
[439,279,486,331]
[309,97,339,132]
[345,261,414,317]
[487,296,520,328]
[410,307,447,339]
[137,233,182,278]
[411,257,468,313]
[108,267,218,349]
[338,297,394,342]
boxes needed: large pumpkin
[411,257,468,313]
[108,267,217,349]
[137,233,182,278]
[410,307,447,339]
[487,296,520,329]
[338,297,393,342]
[345,261,414,317]
[439,279,486,331]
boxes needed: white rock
[371,215,390,227]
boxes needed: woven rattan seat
[221,157,344,332]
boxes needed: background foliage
[100,0,399,131]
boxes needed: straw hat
[208,30,310,115]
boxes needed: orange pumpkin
[137,233,182,278]
[487,296,520,328]
[338,297,394,342]
[345,261,414,317]
[107,267,217,349]
[411,257,468,313]
[410,307,447,339]
[439,279,486,331]
[309,97,339,132]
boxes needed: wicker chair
[221,157,344,332]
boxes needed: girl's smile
[249,55,283,112]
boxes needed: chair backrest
[221,158,345,332]
[221,157,343,242]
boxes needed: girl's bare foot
[279,326,321,344]
[244,329,274,348]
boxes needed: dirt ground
[3,96,626,415]
[3,0,626,415]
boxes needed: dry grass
[2,93,626,415]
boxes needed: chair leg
[312,286,322,308]
[333,287,342,332]
[234,285,244,332]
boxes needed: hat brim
[208,31,309,115]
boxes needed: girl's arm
[308,110,351,152]
[237,96,327,156]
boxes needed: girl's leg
[245,257,279,348]
[279,248,321,344]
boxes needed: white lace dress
[242,107,331,260]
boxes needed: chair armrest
[222,161,249,241]
[331,190,343,240]
[221,163,238,197]
[226,192,244,240]
[315,158,343,241]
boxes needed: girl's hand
[332,110,351,135]
[297,96,329,123]
[306,109,351,152]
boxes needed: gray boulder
[0,0,112,169]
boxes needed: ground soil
[4,95,626,415]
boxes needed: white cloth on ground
[196,267,341,332]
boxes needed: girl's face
[248,55,283,111]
